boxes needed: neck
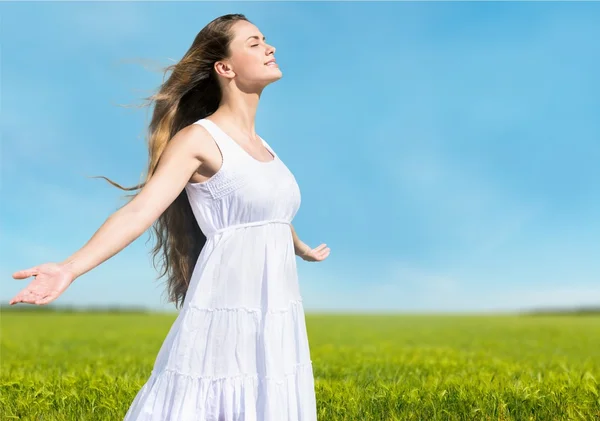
[213,87,262,139]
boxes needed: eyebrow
[246,35,266,42]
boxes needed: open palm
[10,263,75,306]
[301,243,331,262]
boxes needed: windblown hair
[92,13,249,309]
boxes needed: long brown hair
[91,13,249,310]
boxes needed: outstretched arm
[10,123,214,305]
[60,126,209,280]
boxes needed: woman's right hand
[9,263,77,306]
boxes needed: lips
[265,59,277,66]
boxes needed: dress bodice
[184,118,301,238]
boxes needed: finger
[12,294,35,305]
[20,290,39,304]
[9,292,26,304]
[9,290,30,304]
[12,267,39,280]
[317,249,330,260]
[313,244,327,252]
[316,247,330,256]
[15,289,41,303]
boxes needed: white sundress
[123,118,318,421]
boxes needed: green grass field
[1,310,598,420]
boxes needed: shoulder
[170,121,217,161]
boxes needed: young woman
[10,13,330,421]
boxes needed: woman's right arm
[9,124,212,305]
[61,125,210,279]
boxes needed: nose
[266,43,276,55]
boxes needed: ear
[214,60,236,80]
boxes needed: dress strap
[258,136,277,159]
[193,118,244,162]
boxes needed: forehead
[231,20,262,42]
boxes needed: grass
[1,309,599,420]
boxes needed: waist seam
[204,219,291,237]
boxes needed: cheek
[235,52,265,78]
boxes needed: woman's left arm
[290,224,331,262]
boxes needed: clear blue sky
[2,2,599,313]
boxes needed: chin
[266,72,283,84]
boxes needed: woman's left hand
[299,243,330,262]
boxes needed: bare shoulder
[171,121,216,161]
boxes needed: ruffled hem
[123,360,317,421]
[150,299,313,381]
[124,298,317,420]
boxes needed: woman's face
[216,20,282,89]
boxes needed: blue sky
[2,2,599,313]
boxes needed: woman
[9,13,329,421]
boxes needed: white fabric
[123,118,317,421]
